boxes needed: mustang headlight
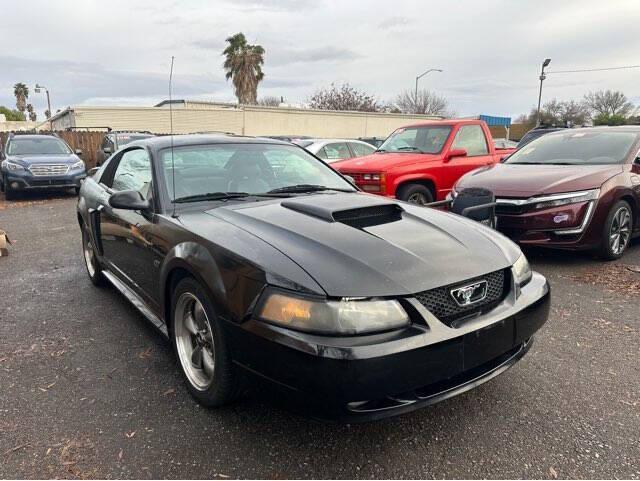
[257,291,410,335]
[71,160,85,170]
[512,253,532,288]
[532,189,599,210]
[2,160,25,171]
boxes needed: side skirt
[102,270,169,338]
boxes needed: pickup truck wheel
[82,226,105,286]
[171,277,240,407]
[397,184,434,205]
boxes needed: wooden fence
[0,131,105,168]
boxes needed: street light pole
[35,84,52,131]
[536,59,551,126]
[414,68,443,113]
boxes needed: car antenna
[169,56,178,218]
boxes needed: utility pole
[536,59,551,126]
[35,84,52,131]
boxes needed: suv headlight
[71,160,85,170]
[2,160,25,171]
[512,254,532,287]
[257,291,410,335]
[532,189,599,210]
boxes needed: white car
[293,139,376,163]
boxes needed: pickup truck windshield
[507,131,638,165]
[8,138,72,155]
[378,126,452,154]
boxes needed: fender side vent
[333,204,403,228]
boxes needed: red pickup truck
[332,119,515,204]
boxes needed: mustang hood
[457,163,623,197]
[332,152,440,172]
[207,193,518,297]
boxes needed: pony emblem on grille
[450,280,488,307]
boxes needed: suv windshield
[161,143,356,201]
[8,137,72,155]
[507,130,638,165]
[378,125,452,154]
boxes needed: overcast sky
[2,0,639,119]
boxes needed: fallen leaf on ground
[2,443,30,456]
[163,388,175,396]
[125,431,136,438]
[549,466,558,479]
[138,347,152,359]
[118,449,123,460]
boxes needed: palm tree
[13,82,29,113]
[26,104,37,121]
[222,33,265,105]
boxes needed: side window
[350,142,375,157]
[452,125,489,156]
[111,149,152,197]
[323,143,351,160]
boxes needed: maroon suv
[452,127,640,259]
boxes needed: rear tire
[171,277,240,407]
[397,183,434,205]
[599,200,633,260]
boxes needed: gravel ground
[0,192,639,479]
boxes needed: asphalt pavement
[0,192,639,479]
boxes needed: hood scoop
[281,194,404,228]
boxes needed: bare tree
[395,89,448,115]
[257,96,281,107]
[521,98,590,127]
[309,83,378,112]
[584,90,635,117]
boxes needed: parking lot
[0,192,639,479]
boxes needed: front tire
[397,183,434,205]
[82,226,105,286]
[599,200,633,260]
[3,176,15,200]
[171,277,239,407]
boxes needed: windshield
[378,125,452,154]
[7,137,72,155]
[507,130,638,165]
[161,143,356,201]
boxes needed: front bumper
[495,200,599,250]
[4,170,86,191]
[225,272,550,421]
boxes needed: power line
[548,65,640,74]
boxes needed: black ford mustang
[77,135,550,420]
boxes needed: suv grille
[29,164,69,176]
[414,269,509,326]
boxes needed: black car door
[98,147,160,309]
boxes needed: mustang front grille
[29,164,69,176]
[413,269,509,326]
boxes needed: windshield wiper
[267,184,352,194]
[174,192,250,203]
[397,146,425,153]
[374,148,387,153]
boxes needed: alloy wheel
[609,206,631,255]
[174,292,216,391]
[83,231,97,277]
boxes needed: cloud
[377,16,411,29]
[268,46,361,66]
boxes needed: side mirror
[103,147,112,154]
[75,149,83,156]
[109,190,150,211]
[445,148,468,161]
